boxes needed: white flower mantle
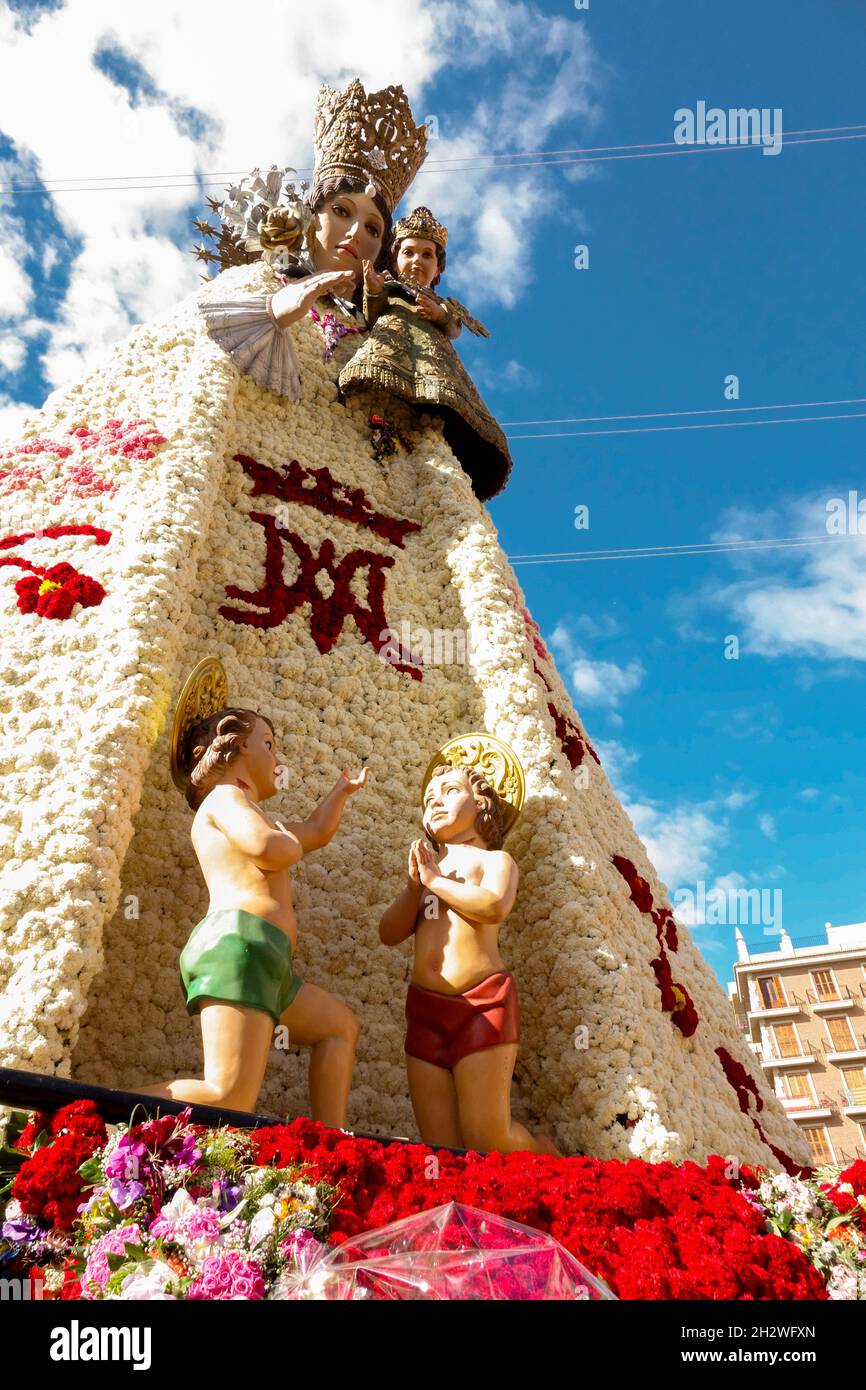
[0,262,811,1168]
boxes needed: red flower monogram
[220,512,421,678]
[223,453,423,677]
[233,453,421,549]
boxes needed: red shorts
[404,971,520,1071]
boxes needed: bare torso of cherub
[191,798,298,946]
[411,842,508,994]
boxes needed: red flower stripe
[611,854,698,1037]
[610,857,803,1174]
[715,1047,809,1179]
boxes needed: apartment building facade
[728,920,866,1166]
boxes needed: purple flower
[2,1215,44,1243]
[174,1134,203,1170]
[106,1138,148,1182]
[212,1177,243,1211]
[109,1177,146,1210]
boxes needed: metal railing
[750,989,806,1012]
[819,1032,866,1058]
[0,1066,472,1156]
[807,983,859,1007]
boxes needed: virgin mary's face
[312,190,385,281]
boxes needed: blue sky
[1,0,864,989]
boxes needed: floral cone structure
[0,260,811,1170]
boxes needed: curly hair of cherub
[181,706,275,811]
[424,762,505,850]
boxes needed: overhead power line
[1,122,864,195]
[507,533,866,567]
[501,395,866,428]
[507,411,866,441]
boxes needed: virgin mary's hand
[269,270,357,329]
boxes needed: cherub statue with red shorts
[138,657,366,1123]
[378,733,560,1155]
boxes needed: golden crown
[393,205,448,250]
[421,732,526,837]
[313,79,428,214]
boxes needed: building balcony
[779,1094,834,1121]
[809,983,864,1014]
[748,1000,803,1022]
[761,1050,816,1070]
[841,1087,866,1118]
[819,1034,866,1065]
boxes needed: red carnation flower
[822,1158,866,1214]
[12,1133,98,1229]
[16,1111,50,1149]
[50,1099,108,1145]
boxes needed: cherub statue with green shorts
[138,658,367,1122]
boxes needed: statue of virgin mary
[0,78,810,1172]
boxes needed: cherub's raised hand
[339,766,369,796]
[416,292,445,324]
[363,259,386,295]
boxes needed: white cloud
[0,335,26,374]
[0,209,34,319]
[624,795,728,888]
[406,10,602,305]
[723,788,756,811]
[677,493,866,664]
[799,787,820,800]
[0,0,605,404]
[549,621,644,709]
[673,871,746,929]
[0,393,37,438]
[471,357,536,392]
[758,813,776,840]
[593,737,639,783]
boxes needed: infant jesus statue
[378,734,560,1156]
[138,658,367,1124]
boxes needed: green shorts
[179,908,304,1026]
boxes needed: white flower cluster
[0,261,811,1169]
